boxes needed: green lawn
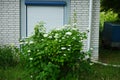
[91,64,120,80]
[0,65,31,80]
[0,64,120,80]
[0,48,120,80]
[99,47,120,65]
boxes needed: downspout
[87,0,93,51]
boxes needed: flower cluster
[20,22,91,80]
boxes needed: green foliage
[20,22,92,80]
[101,0,120,17]
[100,10,118,32]
[0,65,31,80]
[0,45,19,69]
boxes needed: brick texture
[91,0,100,60]
[0,0,20,46]
[71,0,100,60]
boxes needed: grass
[0,64,120,80]
[0,47,120,80]
[0,65,31,80]
[91,64,120,80]
[99,47,120,65]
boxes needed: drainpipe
[87,0,93,51]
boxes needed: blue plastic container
[102,22,120,47]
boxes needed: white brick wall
[71,0,100,60]
[71,0,89,51]
[91,0,100,60]
[0,0,20,46]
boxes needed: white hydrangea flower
[54,33,59,38]
[62,37,65,39]
[19,39,23,42]
[41,39,44,41]
[29,41,34,44]
[61,47,66,50]
[25,41,28,44]
[55,39,58,41]
[48,36,52,39]
[29,57,33,60]
[80,37,83,40]
[28,50,31,53]
[83,55,90,60]
[43,34,48,37]
[67,48,70,51]
[63,54,66,56]
[72,37,76,40]
[65,32,72,35]
[30,75,33,78]
[68,45,71,47]
[59,40,61,42]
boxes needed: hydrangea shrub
[20,22,92,80]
